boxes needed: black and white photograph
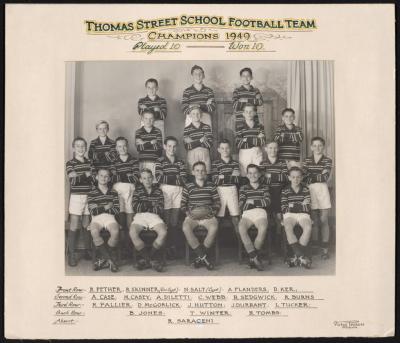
[64,60,335,276]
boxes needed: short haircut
[164,136,178,145]
[140,168,153,178]
[72,136,87,148]
[281,108,295,116]
[97,168,111,175]
[265,140,278,148]
[115,136,128,145]
[240,67,253,77]
[96,120,110,130]
[243,103,256,111]
[247,164,260,173]
[191,65,204,75]
[288,166,303,175]
[189,104,202,113]
[145,78,158,87]
[141,109,155,117]
[311,136,326,146]
[218,138,231,147]
[192,161,206,170]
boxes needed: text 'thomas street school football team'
[66,65,333,273]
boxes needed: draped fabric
[287,61,335,188]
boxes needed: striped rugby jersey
[281,184,311,214]
[111,154,140,184]
[183,122,213,151]
[135,126,163,161]
[273,124,303,161]
[236,121,266,149]
[66,157,95,194]
[181,84,216,116]
[303,154,333,184]
[138,95,167,121]
[181,181,221,218]
[132,183,164,216]
[239,183,271,212]
[232,85,263,113]
[88,136,118,170]
[87,186,120,217]
[155,156,187,186]
[259,157,288,189]
[211,158,241,187]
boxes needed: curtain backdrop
[287,60,335,189]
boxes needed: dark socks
[68,230,77,255]
[194,244,206,258]
[137,247,150,261]
[248,250,257,259]
[290,242,303,256]
[150,246,162,261]
[97,243,111,260]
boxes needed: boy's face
[289,170,303,187]
[142,112,154,127]
[193,164,207,181]
[311,140,325,155]
[190,108,202,122]
[97,170,110,186]
[140,171,153,188]
[218,143,231,159]
[146,82,158,98]
[243,106,255,121]
[247,167,260,183]
[282,111,295,126]
[116,140,128,156]
[164,140,177,156]
[96,123,109,137]
[240,71,252,86]
[192,69,204,84]
[266,142,278,157]
[73,140,87,157]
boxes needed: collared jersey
[273,124,303,161]
[132,183,164,216]
[66,157,95,194]
[181,84,216,116]
[239,183,271,212]
[183,122,213,151]
[303,154,333,184]
[111,154,140,184]
[87,186,120,217]
[88,136,118,170]
[155,156,187,186]
[181,181,221,217]
[236,121,266,149]
[138,95,167,121]
[232,85,263,113]
[260,157,288,189]
[211,158,241,187]
[135,126,163,161]
[281,184,311,214]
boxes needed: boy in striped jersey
[281,167,313,269]
[129,169,167,272]
[66,137,95,267]
[181,65,216,128]
[138,78,167,138]
[88,120,117,171]
[111,137,140,238]
[236,103,266,176]
[211,139,241,239]
[273,108,303,167]
[238,164,271,271]
[155,136,188,259]
[181,161,221,270]
[183,106,213,175]
[303,137,333,259]
[260,141,288,251]
[88,168,120,273]
[135,109,163,179]
[232,67,263,131]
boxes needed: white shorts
[132,213,165,230]
[69,194,90,216]
[242,208,268,223]
[283,212,312,226]
[187,147,211,174]
[139,161,156,181]
[238,147,263,176]
[308,182,331,210]
[90,213,118,230]
[160,184,183,210]
[112,182,135,213]
[217,186,239,217]
[185,112,212,128]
